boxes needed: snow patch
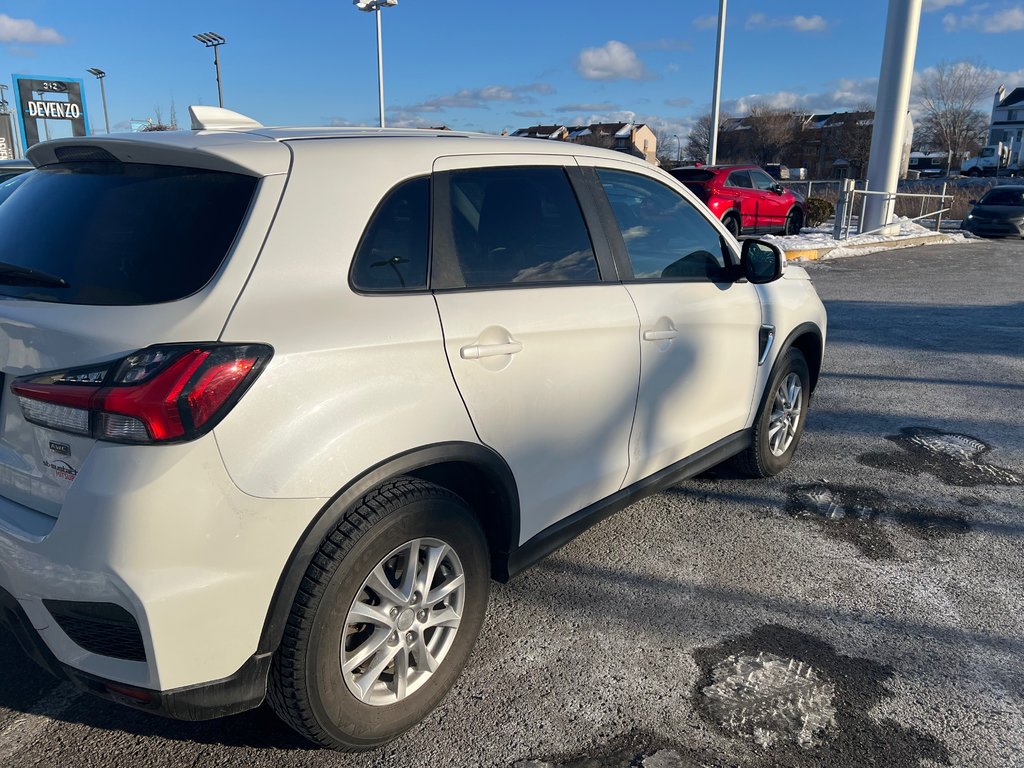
[764,216,975,261]
[702,652,838,749]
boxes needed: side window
[350,176,430,292]
[443,166,599,287]
[597,168,729,282]
[726,170,752,189]
[750,170,776,191]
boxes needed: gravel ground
[2,237,1022,767]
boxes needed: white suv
[0,107,826,750]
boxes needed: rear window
[0,161,257,305]
[669,168,715,182]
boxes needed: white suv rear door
[430,155,640,544]
[580,159,762,485]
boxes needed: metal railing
[831,178,951,240]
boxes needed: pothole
[858,427,1023,487]
[693,625,951,766]
[701,652,837,749]
[786,482,969,559]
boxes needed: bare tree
[745,104,800,166]
[652,127,682,166]
[915,59,993,162]
[684,112,730,163]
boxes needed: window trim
[429,164,611,293]
[590,166,741,285]
[347,174,433,296]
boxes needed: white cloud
[746,13,829,32]
[556,101,620,112]
[692,15,718,29]
[942,4,1024,32]
[402,83,553,113]
[924,0,966,10]
[722,77,878,116]
[575,40,649,81]
[0,13,65,44]
[665,96,692,107]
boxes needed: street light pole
[193,33,227,108]
[354,0,398,128]
[672,133,680,163]
[86,68,110,133]
[708,0,727,165]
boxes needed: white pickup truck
[962,140,1024,177]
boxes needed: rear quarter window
[0,162,257,305]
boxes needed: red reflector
[104,682,153,703]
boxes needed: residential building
[987,85,1024,147]
[510,122,658,164]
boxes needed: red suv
[669,165,806,238]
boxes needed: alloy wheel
[768,372,803,456]
[342,538,465,706]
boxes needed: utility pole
[193,33,227,108]
[354,1,398,128]
[708,0,727,165]
[862,0,922,234]
[86,68,110,133]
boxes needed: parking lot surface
[2,238,1022,767]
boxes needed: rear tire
[733,348,810,478]
[267,477,490,751]
[723,213,741,238]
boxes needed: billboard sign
[12,75,90,153]
[0,114,15,160]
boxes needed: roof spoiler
[189,105,263,131]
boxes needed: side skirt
[503,428,752,579]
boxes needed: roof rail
[189,105,264,131]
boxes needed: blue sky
[2,0,1023,145]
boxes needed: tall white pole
[862,0,922,234]
[376,8,385,128]
[708,0,727,165]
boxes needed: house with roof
[988,85,1024,148]
[510,122,658,164]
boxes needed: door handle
[642,329,678,342]
[460,341,523,360]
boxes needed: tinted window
[670,168,715,182]
[445,166,599,287]
[726,170,752,189]
[750,169,776,191]
[351,176,429,291]
[597,168,729,282]
[0,162,256,305]
[979,188,1024,206]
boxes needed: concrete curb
[780,232,960,261]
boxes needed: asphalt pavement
[2,237,1023,767]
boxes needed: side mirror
[772,183,785,194]
[741,239,784,284]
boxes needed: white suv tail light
[10,344,272,444]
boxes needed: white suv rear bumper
[0,435,323,692]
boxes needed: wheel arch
[256,441,520,656]
[781,322,824,393]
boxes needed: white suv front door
[585,162,763,485]
[430,156,640,544]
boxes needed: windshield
[979,188,1024,206]
[0,161,257,305]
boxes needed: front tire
[267,477,490,750]
[733,348,810,478]
[784,208,803,236]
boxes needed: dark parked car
[0,159,33,186]
[669,164,807,237]
[962,185,1024,238]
